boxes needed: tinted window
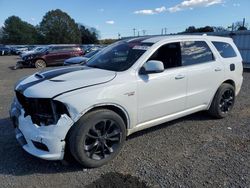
[59,46,73,52]
[49,46,77,52]
[212,41,237,58]
[148,42,182,69]
[181,41,214,66]
[50,47,62,52]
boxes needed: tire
[34,59,46,69]
[69,109,126,168]
[208,83,235,118]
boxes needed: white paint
[16,109,74,160]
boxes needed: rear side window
[212,41,237,58]
[181,41,214,66]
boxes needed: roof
[126,34,232,44]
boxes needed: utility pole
[142,30,146,36]
[164,28,167,35]
[243,18,246,28]
[137,31,140,37]
[133,28,136,37]
[161,28,163,35]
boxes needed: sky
[0,0,249,39]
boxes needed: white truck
[10,35,243,168]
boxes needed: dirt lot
[0,56,249,188]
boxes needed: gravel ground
[0,56,249,188]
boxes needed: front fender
[54,81,137,129]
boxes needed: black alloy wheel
[69,109,126,168]
[209,83,235,118]
[84,119,122,160]
[219,88,235,114]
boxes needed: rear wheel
[34,59,46,69]
[69,109,126,168]
[209,83,235,118]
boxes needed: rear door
[45,46,65,65]
[182,40,224,109]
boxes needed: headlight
[15,91,70,126]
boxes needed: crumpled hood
[15,66,116,98]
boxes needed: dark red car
[17,45,84,68]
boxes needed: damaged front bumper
[10,99,74,160]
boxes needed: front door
[137,42,187,124]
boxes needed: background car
[17,45,84,68]
[10,46,29,55]
[0,47,11,55]
[64,48,102,66]
[20,46,46,58]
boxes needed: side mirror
[140,60,164,74]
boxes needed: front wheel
[208,83,235,118]
[69,109,126,168]
[34,59,46,69]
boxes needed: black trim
[230,64,235,71]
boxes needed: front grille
[15,91,69,126]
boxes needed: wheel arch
[222,79,235,88]
[84,103,130,130]
[63,103,130,159]
[208,79,236,109]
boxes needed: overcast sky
[0,0,248,39]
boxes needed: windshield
[85,50,100,58]
[40,47,49,53]
[86,40,152,71]
[34,47,44,52]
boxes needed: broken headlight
[15,91,69,126]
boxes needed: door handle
[215,68,222,72]
[175,75,185,80]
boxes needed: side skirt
[127,105,207,136]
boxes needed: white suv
[10,35,243,167]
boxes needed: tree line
[0,9,99,45]
[182,23,248,34]
[0,9,248,45]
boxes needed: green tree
[2,16,39,44]
[234,21,248,31]
[213,26,227,32]
[184,26,214,33]
[39,9,81,44]
[196,26,214,33]
[0,27,3,43]
[184,26,196,33]
[79,24,98,44]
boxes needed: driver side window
[148,42,182,69]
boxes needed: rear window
[212,41,237,58]
[181,41,214,66]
